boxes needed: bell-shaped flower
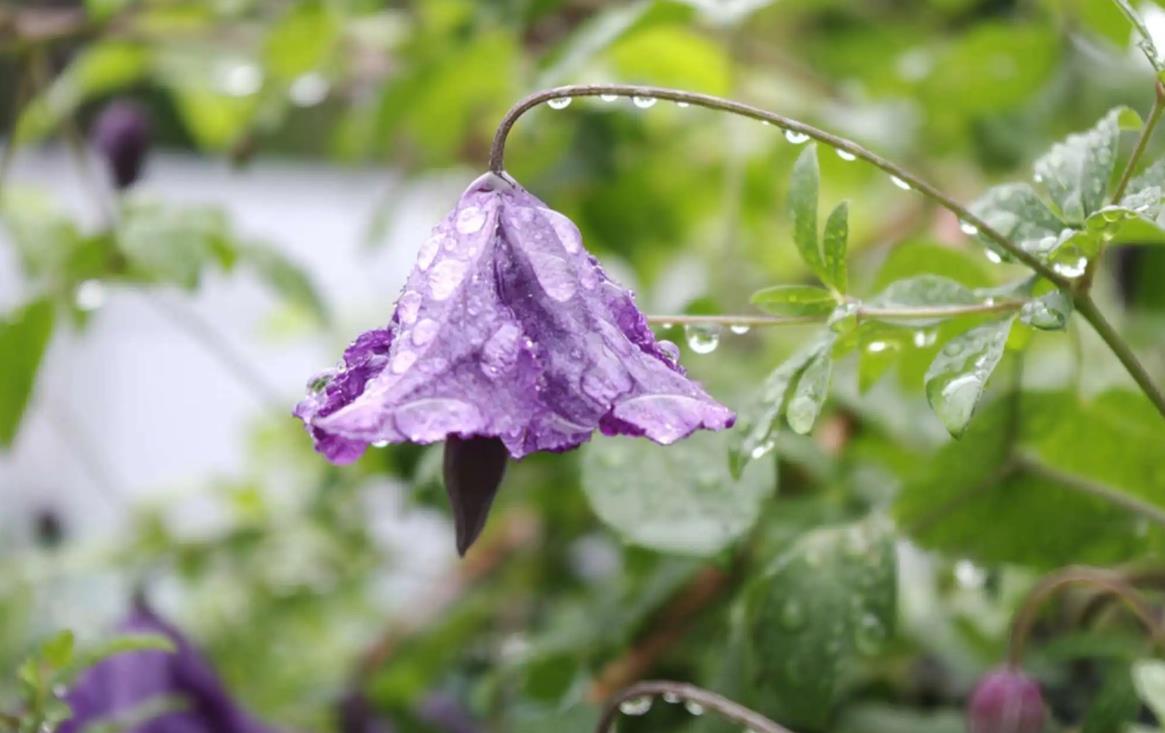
[59,599,274,733]
[295,173,734,552]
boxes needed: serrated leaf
[1132,659,1165,723]
[750,285,836,316]
[730,336,831,477]
[0,299,55,448]
[786,347,832,434]
[744,518,896,729]
[580,429,776,557]
[789,144,824,278]
[1034,107,1138,223]
[823,201,849,293]
[240,243,329,323]
[924,317,1014,436]
[969,183,1065,260]
[1020,289,1072,330]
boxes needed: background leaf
[0,299,55,448]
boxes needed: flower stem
[1006,566,1165,667]
[1014,453,1165,530]
[1112,80,1165,204]
[488,84,1072,290]
[1073,293,1165,418]
[646,298,1025,328]
[593,680,797,733]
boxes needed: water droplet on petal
[412,318,439,346]
[417,234,441,270]
[984,249,1003,264]
[632,96,657,109]
[429,259,469,300]
[391,350,416,373]
[959,221,979,236]
[836,149,857,162]
[547,97,572,110]
[481,323,523,378]
[684,701,705,716]
[657,340,681,363]
[397,291,422,324]
[455,206,486,234]
[684,324,721,354]
[729,323,751,335]
[890,175,911,190]
[785,130,809,144]
[619,696,653,716]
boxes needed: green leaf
[1020,289,1072,330]
[0,299,55,448]
[789,144,824,278]
[1082,664,1141,733]
[239,243,328,323]
[786,347,832,434]
[730,336,831,477]
[1132,659,1165,723]
[607,24,732,95]
[750,285,836,316]
[40,630,75,669]
[0,188,84,280]
[264,4,340,82]
[823,201,849,293]
[744,518,896,729]
[1033,107,1141,223]
[580,429,775,557]
[117,202,236,288]
[924,317,1014,437]
[968,183,1064,261]
[1112,0,1165,71]
[868,274,981,325]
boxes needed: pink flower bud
[967,666,1046,733]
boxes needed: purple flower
[295,172,734,551]
[59,600,274,733]
[92,100,151,190]
[966,667,1047,733]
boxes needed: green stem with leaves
[1113,80,1165,203]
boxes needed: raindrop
[836,149,857,162]
[397,291,422,324]
[954,559,986,589]
[684,323,721,354]
[599,93,619,102]
[372,440,389,448]
[854,613,886,655]
[890,175,911,190]
[780,600,805,630]
[784,130,809,144]
[619,696,653,716]
[417,233,442,270]
[632,96,657,109]
[412,318,440,346]
[658,340,681,363]
[729,323,751,335]
[455,206,486,234]
[959,221,979,236]
[428,259,469,300]
[866,340,889,353]
[1052,257,1087,278]
[661,322,674,329]
[912,330,935,348]
[941,340,964,357]
[749,439,775,461]
[676,101,690,108]
[218,62,263,97]
[662,692,681,704]
[391,350,417,374]
[547,97,572,110]
[289,72,329,107]
[684,701,705,716]
[74,279,106,311]
[306,370,334,393]
[984,249,1004,264]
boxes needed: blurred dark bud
[59,596,275,733]
[33,508,65,548]
[230,133,258,169]
[92,100,151,190]
[967,666,1047,733]
[337,691,395,733]
[416,692,481,733]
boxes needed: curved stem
[1074,293,1165,418]
[1112,80,1165,204]
[488,84,1072,290]
[593,680,796,733]
[646,298,1026,328]
[1007,566,1165,667]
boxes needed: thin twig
[1112,80,1165,204]
[487,84,1072,290]
[1073,293,1165,418]
[594,680,797,733]
[1007,566,1165,666]
[646,298,1026,329]
[1014,452,1165,530]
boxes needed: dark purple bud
[416,691,481,733]
[92,100,151,189]
[337,691,395,733]
[443,435,508,556]
[59,598,275,733]
[967,666,1047,733]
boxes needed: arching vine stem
[488,84,1071,290]
[647,298,1027,328]
[1007,566,1165,667]
[593,680,797,733]
[490,84,1165,420]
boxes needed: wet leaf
[969,183,1064,261]
[823,201,849,293]
[924,317,1014,436]
[1020,289,1072,331]
[789,144,824,279]
[786,347,832,434]
[750,284,836,316]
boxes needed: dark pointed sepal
[442,435,508,556]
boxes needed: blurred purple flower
[295,173,733,551]
[966,666,1046,733]
[59,600,274,733]
[92,100,151,189]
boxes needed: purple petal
[296,172,734,461]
